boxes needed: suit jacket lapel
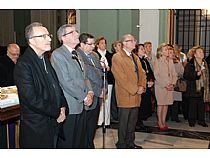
[61,45,84,75]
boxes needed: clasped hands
[165,84,174,91]
[137,86,145,95]
[197,70,204,76]
[147,81,154,88]
[84,91,94,106]
[57,107,66,123]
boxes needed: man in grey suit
[76,33,105,148]
[51,24,94,148]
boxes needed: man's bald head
[7,43,20,64]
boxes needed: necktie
[72,50,83,71]
[72,50,78,57]
[130,53,139,81]
[87,53,92,61]
[87,53,95,66]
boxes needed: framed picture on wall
[67,9,76,24]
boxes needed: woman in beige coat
[154,43,177,131]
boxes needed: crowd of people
[0,21,210,149]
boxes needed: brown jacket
[111,50,147,108]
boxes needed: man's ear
[28,38,34,45]
[80,42,86,48]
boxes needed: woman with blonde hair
[154,43,177,131]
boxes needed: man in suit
[0,43,20,87]
[76,33,105,148]
[112,34,147,149]
[14,22,68,148]
[51,24,94,148]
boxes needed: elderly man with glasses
[51,24,93,148]
[14,22,68,148]
[112,34,146,149]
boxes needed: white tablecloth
[0,86,19,108]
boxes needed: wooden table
[0,104,20,121]
[0,86,20,148]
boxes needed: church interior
[1,9,210,150]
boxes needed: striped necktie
[72,50,83,71]
[87,53,95,66]
[87,53,92,61]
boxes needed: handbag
[175,78,187,92]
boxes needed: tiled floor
[94,113,210,149]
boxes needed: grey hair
[57,24,75,43]
[120,34,133,43]
[25,22,43,41]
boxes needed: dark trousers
[182,94,189,120]
[169,101,179,120]
[116,107,138,149]
[57,110,86,149]
[110,84,118,121]
[0,123,7,148]
[137,89,152,124]
[85,104,100,149]
[188,97,205,124]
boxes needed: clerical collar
[38,54,44,59]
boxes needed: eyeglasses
[124,39,137,43]
[138,48,145,51]
[62,30,79,36]
[29,34,53,39]
[85,42,95,46]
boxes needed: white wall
[139,9,159,56]
[76,9,80,31]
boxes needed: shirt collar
[63,44,75,53]
[123,48,132,57]
[97,49,106,56]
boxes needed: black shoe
[136,125,150,132]
[171,119,181,123]
[189,122,195,127]
[97,125,102,129]
[115,143,127,149]
[198,122,208,127]
[111,119,119,124]
[127,144,143,149]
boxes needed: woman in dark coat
[134,44,155,130]
[184,46,209,127]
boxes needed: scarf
[97,49,109,68]
[194,59,210,102]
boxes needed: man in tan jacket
[112,34,146,149]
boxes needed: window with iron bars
[175,9,210,57]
